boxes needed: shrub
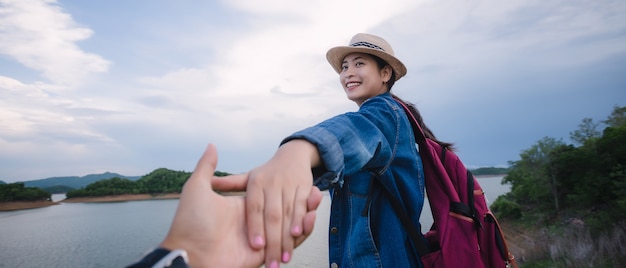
[491,195,522,219]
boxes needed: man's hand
[159,144,322,267]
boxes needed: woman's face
[340,52,392,106]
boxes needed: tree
[569,117,600,146]
[137,168,191,194]
[504,105,626,231]
[546,144,584,211]
[66,177,138,197]
[504,137,564,211]
[0,182,51,202]
[603,105,626,128]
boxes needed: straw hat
[326,33,407,81]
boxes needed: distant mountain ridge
[7,167,507,191]
[23,172,141,190]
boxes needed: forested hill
[1,169,232,201]
[65,168,230,198]
[23,172,141,190]
[470,167,509,176]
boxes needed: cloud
[388,0,626,101]
[125,0,424,148]
[0,0,110,87]
[0,0,624,182]
[0,76,114,143]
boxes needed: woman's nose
[342,67,354,77]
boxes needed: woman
[214,33,449,268]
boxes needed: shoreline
[61,193,181,203]
[0,200,59,211]
[0,192,250,211]
[0,194,182,211]
[474,174,507,178]
[1,175,506,212]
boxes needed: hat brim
[326,46,407,81]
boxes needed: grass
[518,222,625,268]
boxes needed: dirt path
[500,220,540,264]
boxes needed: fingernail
[270,260,279,268]
[282,251,291,263]
[292,225,301,234]
[254,236,264,246]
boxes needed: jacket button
[331,263,339,268]
[330,227,338,234]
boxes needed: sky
[1,0,625,183]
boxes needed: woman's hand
[212,139,321,267]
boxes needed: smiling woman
[208,32,456,268]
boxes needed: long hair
[392,94,454,150]
[371,55,454,150]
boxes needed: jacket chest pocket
[346,191,383,267]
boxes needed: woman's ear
[381,65,392,83]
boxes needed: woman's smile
[340,53,391,106]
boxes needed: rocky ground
[500,220,541,265]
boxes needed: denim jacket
[282,93,425,268]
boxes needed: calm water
[0,176,509,268]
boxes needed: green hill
[23,172,141,190]
[65,168,191,198]
[43,185,76,194]
[470,167,509,176]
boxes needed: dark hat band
[350,41,385,52]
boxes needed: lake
[0,176,509,267]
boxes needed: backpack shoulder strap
[392,96,427,142]
[371,97,433,256]
[370,173,431,256]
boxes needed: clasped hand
[160,144,321,267]
[212,140,320,268]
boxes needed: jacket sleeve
[281,96,399,190]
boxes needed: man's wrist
[127,247,189,268]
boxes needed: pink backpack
[383,98,518,268]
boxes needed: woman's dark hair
[392,94,455,150]
[371,55,397,90]
[370,54,454,150]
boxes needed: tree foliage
[44,185,75,194]
[569,117,600,146]
[603,105,626,127]
[470,167,509,176]
[66,177,139,198]
[65,168,230,198]
[136,168,191,194]
[0,182,51,202]
[497,105,626,232]
[503,136,564,209]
